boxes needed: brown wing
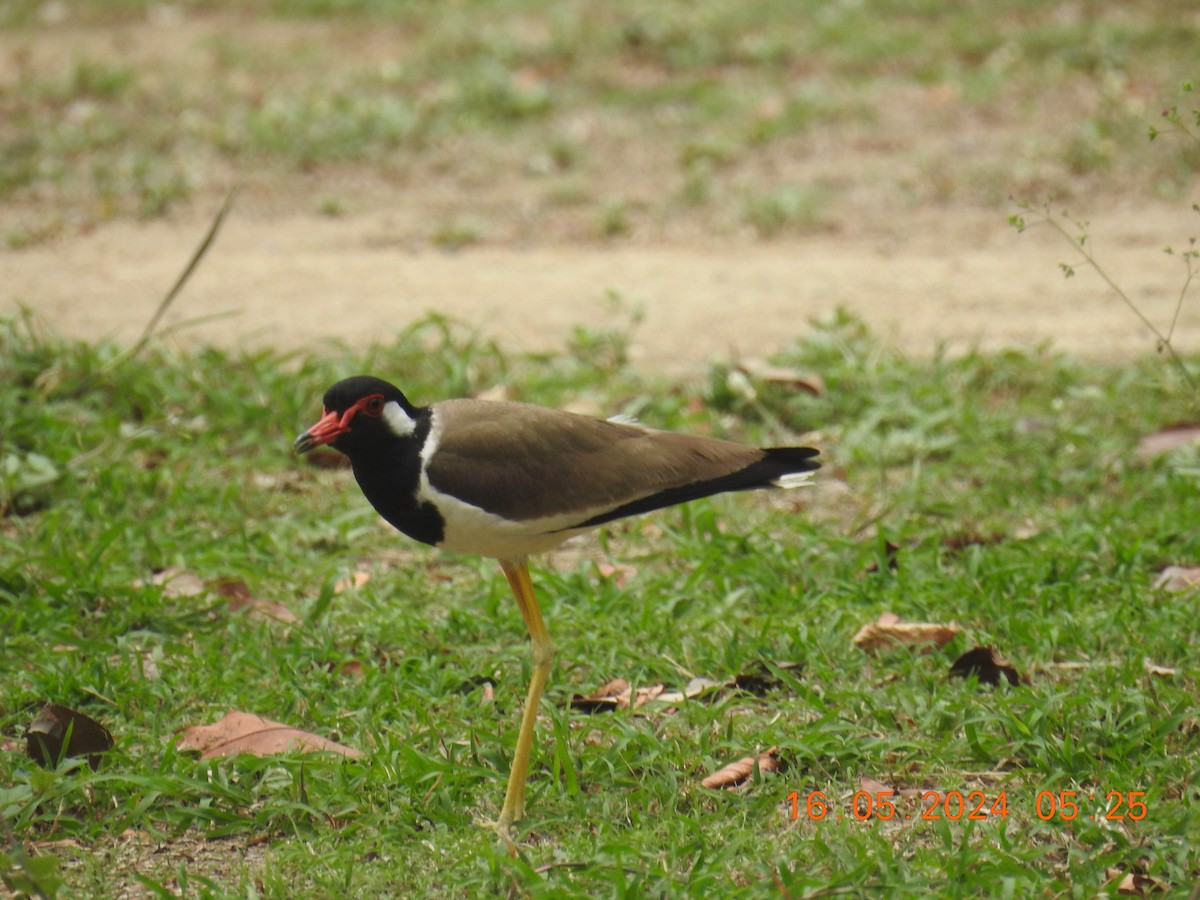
[425,399,767,522]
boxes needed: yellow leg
[496,557,555,835]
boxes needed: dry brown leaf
[212,578,301,624]
[177,711,362,760]
[949,646,1022,686]
[210,577,251,602]
[701,746,780,789]
[1134,423,1200,461]
[654,676,730,705]
[852,612,960,653]
[333,571,371,593]
[230,595,300,624]
[857,776,896,816]
[1106,867,1168,896]
[575,664,796,713]
[571,678,631,712]
[332,660,365,678]
[1152,565,1200,592]
[25,703,114,770]
[859,775,893,795]
[570,678,665,712]
[630,684,666,708]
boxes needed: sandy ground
[5,200,1197,376]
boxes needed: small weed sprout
[1011,83,1200,392]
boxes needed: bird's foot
[476,815,521,858]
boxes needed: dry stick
[121,188,238,366]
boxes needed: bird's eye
[363,395,386,417]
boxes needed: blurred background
[2,0,1198,369]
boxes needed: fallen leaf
[210,577,251,602]
[1134,423,1200,461]
[1143,660,1177,677]
[211,578,301,624]
[852,612,960,653]
[701,747,780,789]
[25,703,114,770]
[859,775,893,795]
[136,567,206,598]
[949,646,1022,686]
[570,678,665,712]
[628,684,664,708]
[176,711,362,760]
[480,681,495,704]
[654,676,730,705]
[1106,866,1168,896]
[1152,565,1200,592]
[857,776,895,816]
[571,678,630,712]
[329,659,365,678]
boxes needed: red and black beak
[294,408,352,455]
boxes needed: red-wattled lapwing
[294,375,820,838]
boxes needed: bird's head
[294,376,419,456]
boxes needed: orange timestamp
[787,790,1149,823]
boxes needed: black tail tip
[765,446,822,472]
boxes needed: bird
[294,375,820,839]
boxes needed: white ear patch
[382,400,417,438]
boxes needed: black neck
[346,413,446,547]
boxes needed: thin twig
[123,188,238,364]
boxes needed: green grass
[2,310,1199,896]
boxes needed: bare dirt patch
[7,201,1198,376]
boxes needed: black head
[294,376,420,456]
